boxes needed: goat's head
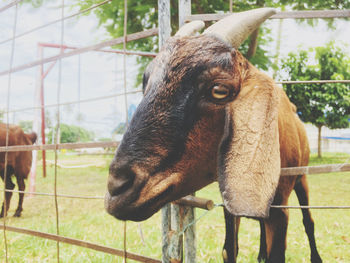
[105,8,281,221]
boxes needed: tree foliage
[112,122,126,134]
[76,0,350,84]
[18,120,33,133]
[48,123,94,143]
[24,0,350,84]
[0,110,4,123]
[278,42,350,156]
[279,42,350,128]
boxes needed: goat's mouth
[105,184,174,221]
[105,173,179,221]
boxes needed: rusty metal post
[29,44,43,195]
[39,45,47,178]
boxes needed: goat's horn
[175,20,205,37]
[203,8,276,48]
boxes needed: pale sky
[0,1,349,139]
[0,0,142,139]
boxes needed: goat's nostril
[108,176,133,196]
[108,164,136,196]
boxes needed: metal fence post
[158,1,172,262]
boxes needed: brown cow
[0,123,37,217]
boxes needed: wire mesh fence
[0,0,159,262]
[0,0,350,262]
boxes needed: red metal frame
[30,43,67,195]
[38,43,65,179]
[29,41,154,192]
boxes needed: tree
[23,0,350,85]
[18,120,33,133]
[112,122,126,134]
[0,110,4,123]
[278,41,350,157]
[74,0,350,84]
[47,123,95,143]
[75,0,273,85]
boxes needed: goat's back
[277,88,309,168]
[273,88,310,202]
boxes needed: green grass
[1,152,349,262]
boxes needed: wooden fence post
[158,0,171,48]
[169,204,184,262]
[158,1,171,262]
[179,0,191,28]
[183,204,196,263]
[159,1,196,262]
[178,1,196,262]
[162,204,171,263]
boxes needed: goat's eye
[211,85,230,100]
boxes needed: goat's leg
[257,219,267,262]
[222,207,240,263]
[13,174,25,217]
[294,175,322,263]
[264,207,289,263]
[0,172,15,218]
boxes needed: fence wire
[185,9,350,22]
[0,1,159,262]
[53,0,65,260]
[0,28,158,77]
[123,1,128,261]
[0,224,161,263]
[0,0,22,13]
[2,2,18,262]
[0,1,350,262]
[0,0,113,46]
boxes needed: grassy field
[0,152,349,262]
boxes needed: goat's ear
[217,71,281,218]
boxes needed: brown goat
[0,123,37,217]
[105,9,321,262]
[222,91,321,262]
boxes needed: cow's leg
[0,170,15,218]
[294,175,322,263]
[14,174,25,217]
[222,207,240,263]
[258,219,267,262]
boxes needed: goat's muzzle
[108,161,136,196]
[105,159,149,221]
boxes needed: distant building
[305,124,350,154]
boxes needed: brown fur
[222,57,321,263]
[0,123,36,217]
[105,35,321,262]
